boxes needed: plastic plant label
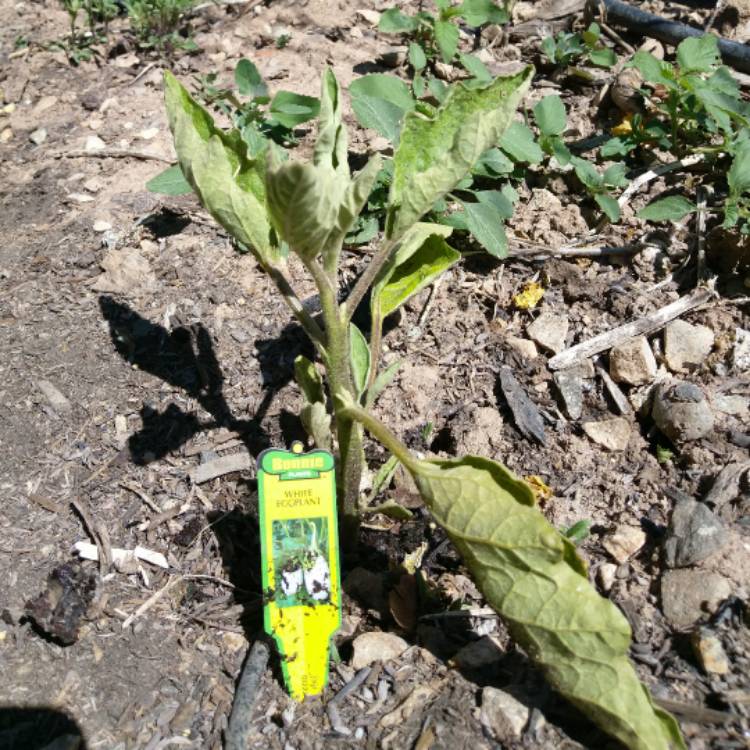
[257,442,341,701]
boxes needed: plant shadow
[0,707,87,750]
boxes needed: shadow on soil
[0,707,87,750]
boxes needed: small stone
[711,394,749,417]
[36,380,72,415]
[115,414,128,446]
[507,336,538,361]
[138,127,159,140]
[663,498,727,568]
[93,220,112,233]
[91,247,155,294]
[526,312,569,354]
[379,47,407,68]
[609,335,657,385]
[582,417,631,451]
[450,635,504,670]
[597,562,617,592]
[734,328,750,371]
[0,127,12,143]
[691,629,730,674]
[356,8,381,25]
[351,632,408,669]
[664,320,715,373]
[602,525,646,563]
[85,135,106,152]
[30,127,47,145]
[598,367,632,415]
[68,192,95,204]
[480,687,529,740]
[554,369,583,420]
[661,569,732,629]
[652,381,714,443]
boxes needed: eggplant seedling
[162,66,685,749]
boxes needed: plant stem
[366,309,383,391]
[342,235,399,323]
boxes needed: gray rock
[582,417,631,451]
[609,335,657,385]
[554,369,583,420]
[652,381,714,443]
[30,127,47,145]
[602,525,645,563]
[36,380,72,416]
[663,498,727,567]
[480,687,529,740]
[732,327,750,371]
[526,312,569,354]
[506,336,538,361]
[664,320,714,373]
[351,632,408,670]
[661,569,732,629]
[451,635,504,669]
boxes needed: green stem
[342,235,399,323]
[366,308,383,392]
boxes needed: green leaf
[409,41,427,71]
[378,7,417,32]
[346,214,380,245]
[269,91,320,129]
[637,195,697,221]
[631,51,676,88]
[365,359,402,408]
[301,400,332,451]
[369,454,400,499]
[601,136,634,157]
[350,74,416,111]
[458,52,492,81]
[563,519,592,544]
[588,46,616,68]
[533,94,566,137]
[473,147,514,176]
[428,77,449,103]
[163,71,277,263]
[500,120,543,163]
[571,156,602,190]
[351,95,405,143]
[594,192,620,222]
[676,34,719,73]
[728,139,750,196]
[372,223,458,318]
[294,355,325,405]
[146,164,193,195]
[602,162,628,188]
[349,323,371,399]
[388,67,534,238]
[434,19,459,62]
[475,189,514,219]
[459,0,508,26]
[386,453,686,750]
[235,58,268,99]
[463,200,508,257]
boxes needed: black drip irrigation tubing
[602,0,750,73]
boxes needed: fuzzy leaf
[269,91,320,129]
[409,42,427,71]
[146,164,193,196]
[595,192,620,222]
[164,72,277,263]
[365,359,402,408]
[459,0,508,26]
[463,200,508,257]
[294,355,326,405]
[676,34,719,73]
[728,139,750,196]
[533,94,566,137]
[301,401,332,451]
[500,120,543,163]
[349,323,371,399]
[388,67,534,238]
[631,51,676,88]
[378,7,417,32]
[434,19,459,62]
[351,95,405,143]
[235,59,268,99]
[458,52,492,81]
[637,195,696,221]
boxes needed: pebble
[582,417,631,451]
[507,335,538,361]
[29,127,47,145]
[554,369,583,420]
[356,8,381,25]
[450,635,504,670]
[597,562,618,592]
[526,312,569,354]
[36,380,72,416]
[92,220,112,232]
[691,629,730,674]
[85,135,106,152]
[664,320,714,372]
[734,327,750,371]
[480,687,529,740]
[663,498,727,568]
[661,569,732,629]
[652,381,714,443]
[138,127,159,140]
[351,632,408,670]
[609,335,657,385]
[0,127,12,143]
[602,525,646,563]
[711,393,749,417]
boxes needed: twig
[695,185,710,283]
[225,639,271,750]
[124,62,157,88]
[618,154,704,211]
[71,496,111,575]
[122,575,181,629]
[52,149,173,164]
[417,278,442,327]
[420,607,497,620]
[329,667,372,706]
[548,285,716,370]
[705,0,725,32]
[508,241,644,259]
[119,481,160,512]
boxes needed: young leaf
[500,121,544,163]
[631,51,676,88]
[301,400,332,451]
[464,200,508,257]
[676,34,719,73]
[533,94,566,137]
[378,7,417,33]
[602,162,628,188]
[594,192,620,222]
[146,164,193,195]
[365,359,402,408]
[637,195,697,221]
[351,95,406,143]
[427,77,449,103]
[563,519,592,544]
[588,47,617,68]
[728,139,750,196]
[388,67,534,239]
[475,189,514,218]
[409,41,427,72]
[235,58,268,99]
[349,323,371,399]
[473,147,514,176]
[349,74,416,111]
[458,52,492,82]
[269,91,321,129]
[294,355,326,405]
[434,19,459,62]
[459,0,508,26]
[571,156,602,190]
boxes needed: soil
[1,1,749,749]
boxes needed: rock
[84,135,106,152]
[379,47,406,68]
[29,127,47,145]
[351,632,408,669]
[661,569,732,629]
[138,127,159,140]
[526,312,569,354]
[663,498,727,568]
[609,335,657,385]
[598,366,632,415]
[480,687,529,740]
[602,525,646,563]
[597,562,617,592]
[554,369,583,420]
[691,629,730,674]
[0,127,12,143]
[91,248,155,295]
[92,220,112,233]
[734,327,750,371]
[652,381,714,443]
[506,336,538,361]
[582,417,631,451]
[36,380,72,415]
[450,635,504,669]
[355,8,381,25]
[664,320,714,373]
[711,393,749,417]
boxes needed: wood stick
[52,148,173,164]
[548,285,716,370]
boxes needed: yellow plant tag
[257,442,341,701]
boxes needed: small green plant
[161,64,685,750]
[541,22,616,70]
[124,0,197,52]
